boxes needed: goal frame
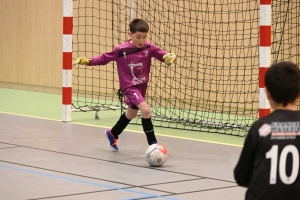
[62,0,271,122]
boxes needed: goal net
[72,0,300,136]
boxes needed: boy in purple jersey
[75,19,177,151]
[234,61,300,200]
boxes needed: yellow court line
[0,111,243,148]
[0,111,62,122]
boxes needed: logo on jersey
[259,122,300,139]
[259,124,272,137]
[270,122,300,140]
[144,50,148,57]
[128,62,146,85]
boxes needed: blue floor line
[0,164,178,200]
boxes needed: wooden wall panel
[0,0,62,93]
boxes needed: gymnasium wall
[0,0,63,93]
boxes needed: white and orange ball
[145,143,168,167]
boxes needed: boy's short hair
[129,19,149,33]
[265,61,300,106]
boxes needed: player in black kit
[234,61,300,200]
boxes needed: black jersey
[234,110,300,200]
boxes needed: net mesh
[72,0,300,136]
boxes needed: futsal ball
[145,143,168,167]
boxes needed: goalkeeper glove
[163,53,177,66]
[75,57,90,65]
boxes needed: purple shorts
[123,84,147,109]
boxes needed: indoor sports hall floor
[0,88,247,200]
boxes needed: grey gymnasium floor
[0,88,247,200]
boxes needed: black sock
[111,113,131,139]
[142,117,157,145]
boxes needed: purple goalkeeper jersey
[88,40,166,90]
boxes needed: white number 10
[266,145,299,185]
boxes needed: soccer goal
[62,0,300,136]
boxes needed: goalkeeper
[75,18,176,151]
